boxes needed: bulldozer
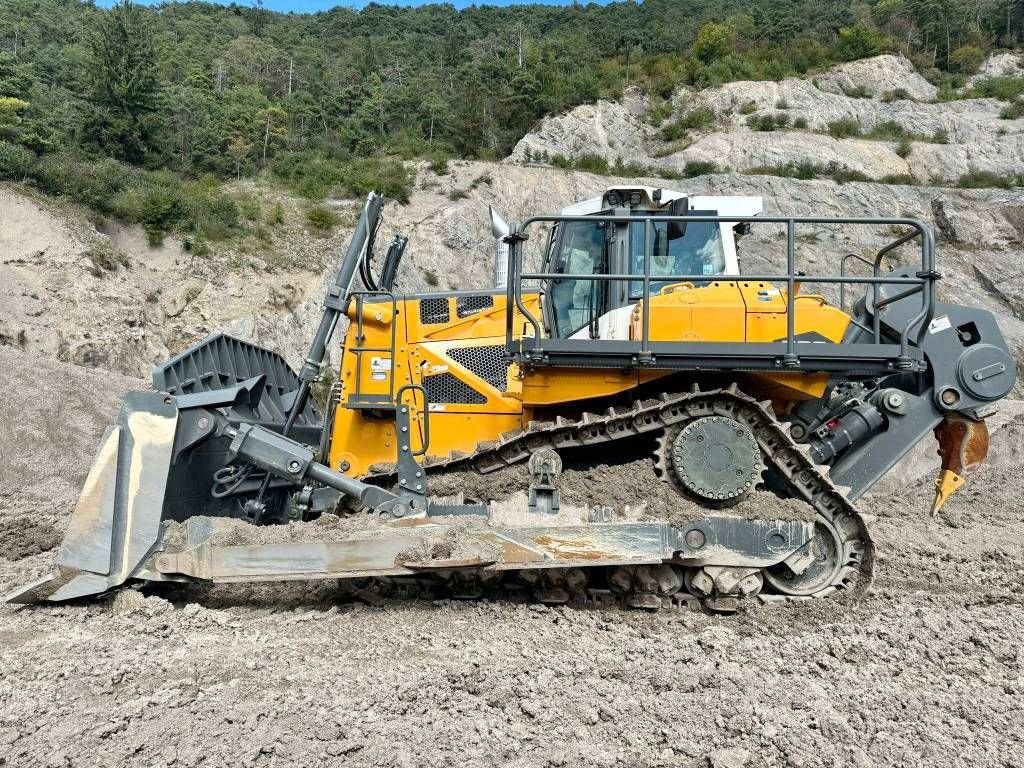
[7,187,1015,610]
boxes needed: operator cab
[541,187,761,339]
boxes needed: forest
[0,0,1022,242]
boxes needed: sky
[97,0,598,11]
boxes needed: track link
[361,385,874,606]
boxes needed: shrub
[340,156,413,204]
[573,153,610,174]
[881,87,911,102]
[956,169,1022,189]
[662,107,715,141]
[866,120,908,140]
[967,76,1024,101]
[267,201,285,226]
[447,188,469,201]
[895,137,913,158]
[422,268,440,287]
[880,173,918,185]
[775,98,790,109]
[747,113,790,131]
[739,101,757,115]
[683,160,718,177]
[33,154,130,212]
[999,101,1024,120]
[470,174,493,189]
[428,153,450,175]
[827,118,861,138]
[793,116,809,129]
[306,205,340,232]
[0,141,35,180]
[836,23,885,62]
[949,44,986,74]
[931,128,949,144]
[842,84,872,99]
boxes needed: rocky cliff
[510,54,1024,184]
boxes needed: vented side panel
[423,372,487,405]
[446,345,508,391]
[456,295,495,318]
[419,297,450,325]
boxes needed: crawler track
[360,385,875,607]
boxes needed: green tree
[691,23,735,64]
[836,23,885,61]
[87,0,163,163]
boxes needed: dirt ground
[1,346,1023,768]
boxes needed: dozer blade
[5,392,178,604]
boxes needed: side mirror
[667,196,688,240]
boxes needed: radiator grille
[423,372,487,405]
[446,345,508,391]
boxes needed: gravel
[1,347,1023,768]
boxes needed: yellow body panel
[328,284,852,477]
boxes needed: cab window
[547,220,607,338]
[629,212,725,299]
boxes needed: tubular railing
[503,214,937,370]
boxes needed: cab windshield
[628,212,725,299]
[545,212,728,338]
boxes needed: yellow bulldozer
[8,187,1014,610]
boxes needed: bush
[267,201,285,226]
[739,101,757,115]
[949,44,986,74]
[306,205,340,232]
[880,174,918,185]
[968,76,1024,101]
[895,137,913,158]
[573,153,610,174]
[33,154,130,212]
[931,128,949,144]
[272,152,413,204]
[999,101,1024,120]
[428,153,450,175]
[0,141,35,180]
[956,169,1023,189]
[881,88,911,102]
[841,84,872,99]
[827,118,861,138]
[662,107,715,141]
[683,160,718,177]
[747,113,790,131]
[793,116,808,129]
[836,23,885,62]
[422,268,439,287]
[775,98,790,109]
[447,188,469,201]
[866,120,908,140]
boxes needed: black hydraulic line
[250,192,384,516]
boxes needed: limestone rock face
[508,97,651,165]
[814,54,938,100]
[511,54,1024,184]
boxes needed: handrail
[502,214,937,371]
[348,289,399,406]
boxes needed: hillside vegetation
[0,0,1022,244]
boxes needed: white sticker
[428,403,446,412]
[430,364,449,374]
[928,315,951,334]
[370,356,391,371]
[370,371,387,381]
